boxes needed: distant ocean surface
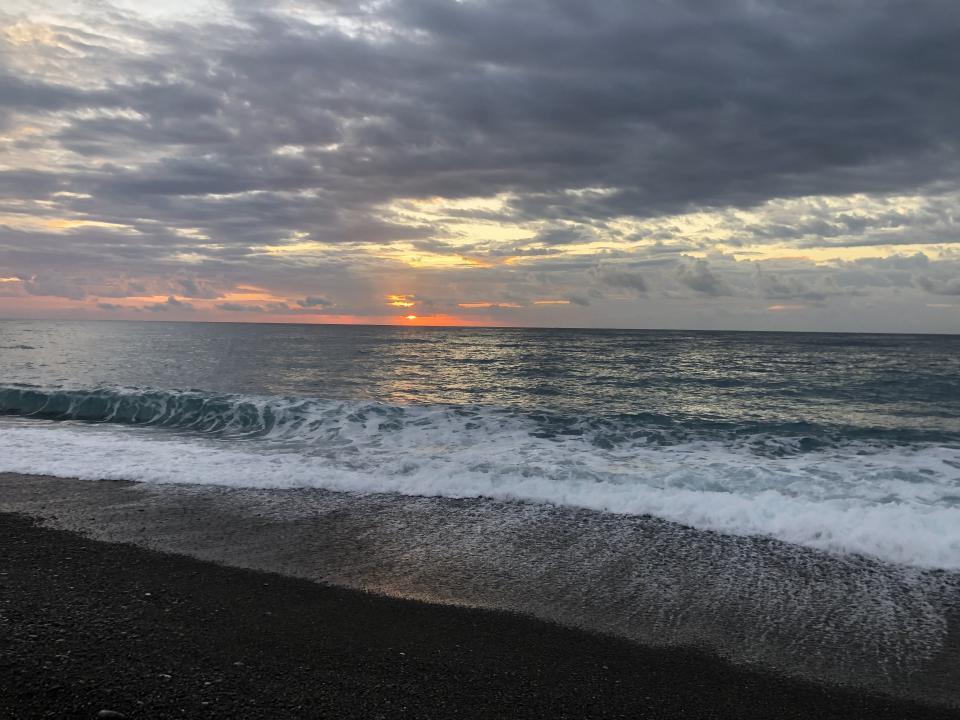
[1,320,959,569]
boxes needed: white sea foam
[1,417,959,569]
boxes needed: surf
[1,384,959,569]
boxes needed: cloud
[1,1,959,331]
[458,301,522,310]
[216,302,265,312]
[757,273,830,302]
[599,269,647,293]
[676,259,732,296]
[296,296,335,308]
[96,302,124,311]
[916,275,960,296]
[532,227,597,246]
[19,274,86,300]
[6,1,960,232]
[177,276,222,299]
[143,295,194,312]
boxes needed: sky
[1,0,959,332]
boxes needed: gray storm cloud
[0,0,958,331]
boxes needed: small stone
[97,711,127,719]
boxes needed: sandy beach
[2,473,959,719]
[5,511,960,720]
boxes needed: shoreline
[3,511,959,719]
[3,472,959,704]
[2,472,960,709]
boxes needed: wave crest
[2,384,959,568]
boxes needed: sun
[405,314,417,320]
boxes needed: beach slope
[2,511,957,719]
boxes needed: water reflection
[1,320,958,433]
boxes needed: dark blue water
[2,320,958,429]
[1,320,959,567]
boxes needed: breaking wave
[1,383,959,568]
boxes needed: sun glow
[387,294,416,308]
[0,216,137,233]
[457,302,522,309]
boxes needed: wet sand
[3,511,959,719]
[2,472,960,718]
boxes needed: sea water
[1,320,958,568]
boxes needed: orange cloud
[457,302,522,309]
[387,294,416,308]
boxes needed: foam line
[1,417,958,569]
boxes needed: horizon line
[0,315,956,337]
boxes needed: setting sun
[405,314,417,320]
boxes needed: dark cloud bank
[0,0,958,330]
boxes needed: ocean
[1,320,959,703]
[2,320,959,566]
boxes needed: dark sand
[2,512,959,719]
